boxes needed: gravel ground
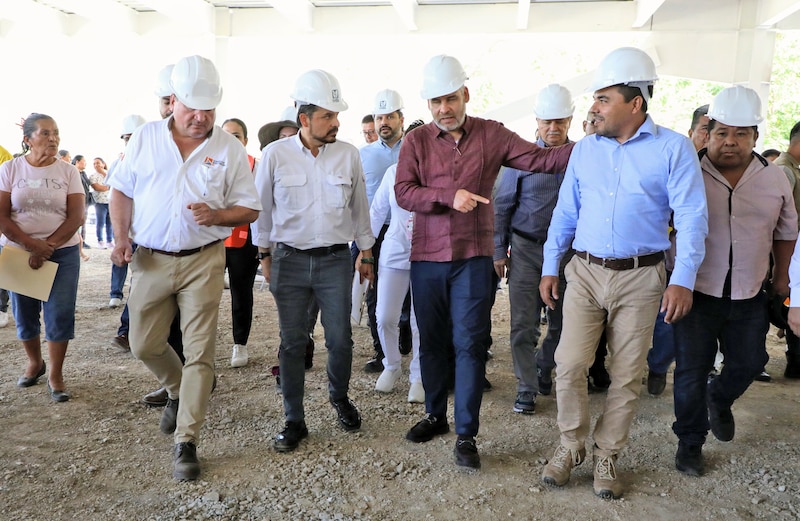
[1,252,799,520]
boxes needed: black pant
[226,240,259,345]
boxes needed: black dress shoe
[173,442,200,481]
[47,382,70,403]
[330,397,361,431]
[454,436,481,470]
[406,413,449,443]
[675,441,704,476]
[707,376,734,442]
[17,361,46,388]
[160,398,179,435]
[589,369,611,390]
[273,420,309,452]
[363,355,384,374]
[647,371,667,396]
[142,387,169,407]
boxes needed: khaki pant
[128,243,225,444]
[554,255,665,455]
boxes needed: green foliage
[766,32,800,150]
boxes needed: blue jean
[270,246,354,422]
[672,291,769,446]
[647,271,675,374]
[12,245,80,341]
[110,263,128,299]
[94,203,113,242]
[411,257,493,437]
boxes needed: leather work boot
[593,453,623,500]
[541,444,586,487]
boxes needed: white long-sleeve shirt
[252,132,375,252]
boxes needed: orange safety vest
[224,154,256,248]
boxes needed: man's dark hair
[691,105,710,131]
[222,118,248,139]
[616,84,653,113]
[57,148,69,158]
[789,121,800,143]
[361,114,374,124]
[762,149,780,160]
[297,104,321,126]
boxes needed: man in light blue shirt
[539,47,708,500]
[357,89,407,373]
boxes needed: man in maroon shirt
[395,54,573,470]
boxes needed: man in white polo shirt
[109,55,261,481]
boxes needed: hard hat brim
[174,91,222,111]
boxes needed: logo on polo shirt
[202,156,226,167]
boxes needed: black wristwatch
[257,251,271,260]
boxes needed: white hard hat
[154,64,174,98]
[534,84,575,120]
[169,55,223,111]
[420,55,468,100]
[120,114,146,138]
[290,69,348,112]
[279,105,298,122]
[373,89,404,115]
[708,85,763,127]
[590,47,658,101]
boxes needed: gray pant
[270,246,354,422]
[508,233,570,393]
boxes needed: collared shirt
[395,117,573,262]
[370,164,412,270]
[360,138,402,205]
[493,137,568,261]
[697,153,797,300]
[252,132,375,251]
[543,115,708,290]
[109,118,261,251]
[775,151,800,226]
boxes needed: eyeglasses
[362,130,377,136]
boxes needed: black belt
[511,229,546,245]
[143,239,222,258]
[576,250,664,271]
[276,242,348,257]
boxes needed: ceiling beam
[516,0,530,30]
[40,0,138,32]
[757,0,800,27]
[269,0,315,32]
[137,0,215,34]
[391,0,418,31]
[0,0,67,33]
[632,0,666,28]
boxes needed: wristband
[360,257,375,265]
[257,251,271,260]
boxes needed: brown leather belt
[575,250,664,271]
[276,242,349,257]
[143,239,222,258]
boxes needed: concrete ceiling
[1,0,798,151]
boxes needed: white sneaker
[0,311,8,328]
[109,298,122,308]
[407,381,425,403]
[231,344,248,368]
[375,367,402,393]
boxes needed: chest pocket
[275,173,308,210]
[198,165,227,207]
[324,173,352,209]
